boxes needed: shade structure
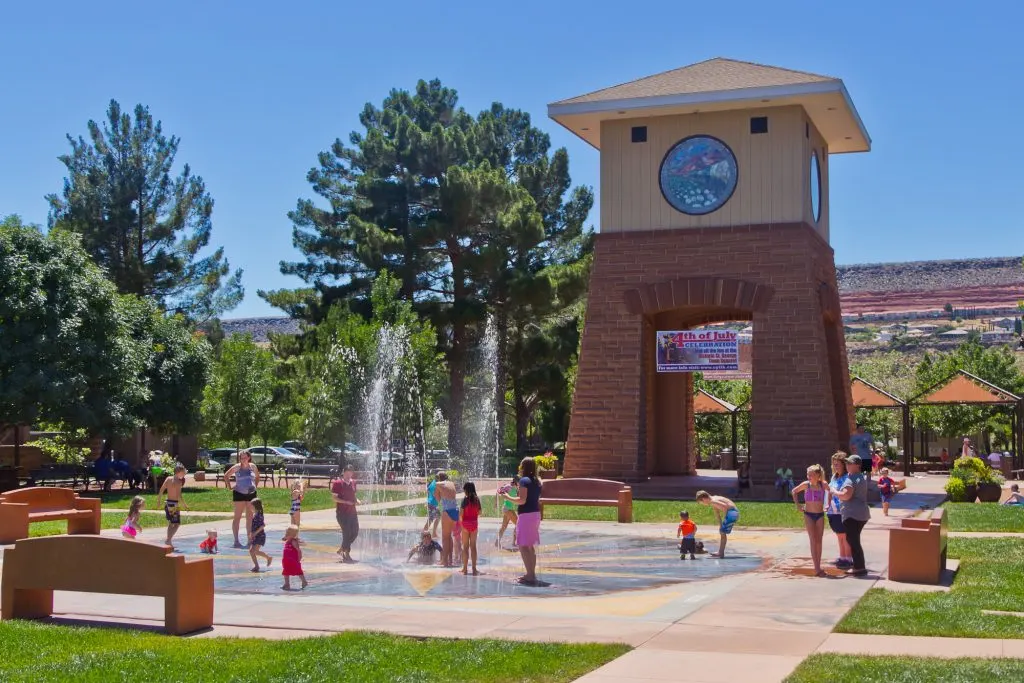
[910,370,1023,471]
[851,377,911,475]
[693,389,738,415]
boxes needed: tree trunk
[13,426,21,468]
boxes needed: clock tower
[550,58,870,490]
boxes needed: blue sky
[2,1,1021,318]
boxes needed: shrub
[534,452,558,471]
[944,477,967,502]
[27,427,90,465]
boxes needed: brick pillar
[565,223,853,488]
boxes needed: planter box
[977,482,1002,503]
[193,471,206,482]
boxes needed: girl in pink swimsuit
[459,482,482,575]
[792,465,828,576]
[121,496,145,539]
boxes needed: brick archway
[564,224,855,488]
[624,277,775,316]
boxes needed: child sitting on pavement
[407,531,443,565]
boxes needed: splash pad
[181,521,767,599]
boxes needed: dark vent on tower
[750,116,768,134]
[631,126,647,143]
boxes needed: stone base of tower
[564,223,854,487]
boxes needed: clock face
[658,135,738,215]
[810,151,821,223]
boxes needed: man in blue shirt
[849,424,873,461]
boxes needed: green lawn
[387,496,804,528]
[84,486,414,514]
[944,502,1024,532]
[786,654,1024,682]
[836,538,1024,638]
[27,512,232,538]
[0,621,629,683]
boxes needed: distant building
[982,330,1014,343]
[940,329,970,338]
[990,317,1016,330]
[909,323,939,333]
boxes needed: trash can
[720,449,735,470]
[1001,453,1014,480]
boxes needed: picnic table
[279,463,338,488]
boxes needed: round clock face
[658,135,738,215]
[810,151,821,223]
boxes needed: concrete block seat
[888,507,948,584]
[1,535,214,635]
[0,487,100,544]
[540,478,633,523]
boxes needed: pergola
[908,370,1023,470]
[693,389,747,466]
[851,377,911,476]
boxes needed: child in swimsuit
[407,531,442,565]
[156,463,189,549]
[249,498,272,572]
[199,529,219,554]
[495,476,519,550]
[281,524,308,591]
[460,482,481,575]
[290,480,304,527]
[121,496,145,539]
[792,464,828,576]
[877,468,905,516]
[696,491,739,558]
[677,510,697,560]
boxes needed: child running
[281,525,308,591]
[290,480,304,527]
[495,476,519,550]
[876,468,906,516]
[121,496,145,539]
[156,463,189,549]
[407,531,442,565]
[677,510,697,560]
[460,481,482,575]
[249,498,272,572]
[792,464,828,576]
[696,490,739,558]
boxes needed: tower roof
[548,58,870,153]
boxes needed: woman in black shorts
[225,450,260,548]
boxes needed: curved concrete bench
[1,535,213,635]
[0,487,100,544]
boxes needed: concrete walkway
[5,480,1022,682]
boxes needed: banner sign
[704,331,751,380]
[656,329,739,373]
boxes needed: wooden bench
[0,487,101,544]
[1,535,213,635]
[888,507,948,584]
[540,478,633,523]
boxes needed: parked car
[231,447,305,466]
[281,441,311,457]
[206,448,239,467]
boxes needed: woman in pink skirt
[504,456,543,586]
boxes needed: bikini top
[804,482,826,503]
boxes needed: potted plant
[946,455,1003,503]
[535,452,559,480]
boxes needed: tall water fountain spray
[462,316,501,480]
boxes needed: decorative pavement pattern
[181,526,769,598]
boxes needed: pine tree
[48,100,243,320]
